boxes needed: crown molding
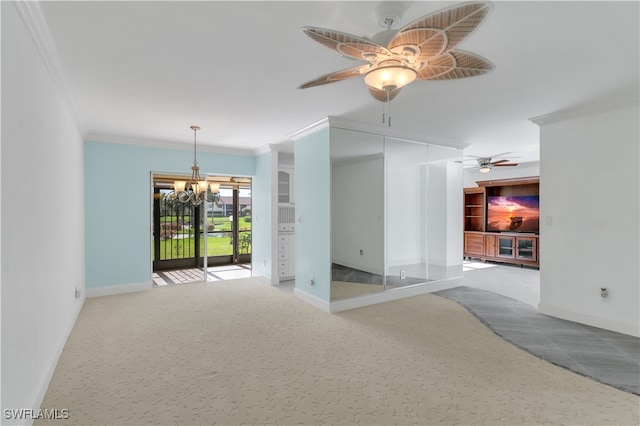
[85,133,255,157]
[14,0,86,134]
[327,116,463,147]
[288,117,331,141]
[288,115,465,149]
[253,144,274,155]
[529,95,639,126]
[252,142,294,156]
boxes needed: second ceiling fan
[462,153,519,173]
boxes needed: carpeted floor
[38,278,639,425]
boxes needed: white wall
[427,163,448,266]
[1,2,85,422]
[533,99,639,336]
[428,159,464,274]
[445,162,464,265]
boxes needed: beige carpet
[330,281,385,300]
[38,278,639,425]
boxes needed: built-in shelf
[463,177,539,268]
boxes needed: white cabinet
[278,165,295,281]
[278,233,295,279]
[278,167,294,205]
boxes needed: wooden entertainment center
[464,176,539,268]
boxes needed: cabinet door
[516,237,537,261]
[278,167,295,205]
[497,236,515,258]
[278,170,291,204]
[485,234,496,257]
[464,233,484,256]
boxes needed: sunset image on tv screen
[487,195,539,232]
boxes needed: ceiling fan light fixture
[364,63,417,92]
[479,165,492,173]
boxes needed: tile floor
[436,286,640,395]
[152,264,251,286]
[437,260,640,396]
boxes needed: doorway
[152,174,252,284]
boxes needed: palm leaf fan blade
[397,2,492,52]
[387,29,447,61]
[302,27,391,61]
[422,50,494,80]
[298,65,370,89]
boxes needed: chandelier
[170,126,219,206]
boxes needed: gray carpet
[436,286,640,395]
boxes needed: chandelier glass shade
[363,61,417,92]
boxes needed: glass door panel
[330,128,384,301]
[204,184,252,265]
[385,137,429,287]
[516,237,536,261]
[498,236,515,258]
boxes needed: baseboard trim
[293,288,331,312]
[329,277,463,313]
[538,302,640,337]
[86,281,151,298]
[27,295,85,426]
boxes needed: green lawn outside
[155,232,251,259]
[155,215,251,260]
[161,216,252,233]
[209,216,252,232]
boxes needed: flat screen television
[486,195,539,233]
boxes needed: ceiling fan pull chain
[382,101,385,124]
[387,91,392,127]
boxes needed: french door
[152,175,252,272]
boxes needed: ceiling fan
[299,1,495,111]
[460,153,519,173]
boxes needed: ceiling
[39,1,639,163]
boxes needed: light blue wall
[84,140,255,289]
[294,128,331,301]
[251,151,273,279]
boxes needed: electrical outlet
[74,287,81,299]
[400,270,406,279]
[359,249,364,255]
[309,276,315,286]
